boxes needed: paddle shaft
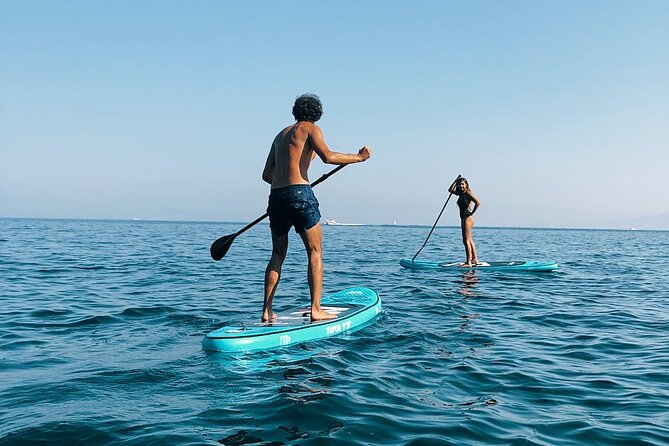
[411,175,461,262]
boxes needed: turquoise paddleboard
[202,287,382,352]
[400,259,558,272]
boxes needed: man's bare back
[263,121,370,188]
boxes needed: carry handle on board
[411,174,462,262]
[210,164,347,261]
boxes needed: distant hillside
[600,212,669,230]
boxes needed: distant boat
[323,219,364,226]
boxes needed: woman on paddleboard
[448,177,480,267]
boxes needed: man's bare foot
[261,310,277,322]
[459,262,472,268]
[310,308,337,322]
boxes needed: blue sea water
[1,218,669,445]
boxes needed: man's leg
[263,231,288,322]
[299,223,336,321]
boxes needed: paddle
[210,164,347,261]
[411,174,461,262]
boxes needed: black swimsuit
[457,193,473,220]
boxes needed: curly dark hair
[292,94,323,122]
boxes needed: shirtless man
[261,94,371,322]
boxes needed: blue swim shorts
[267,184,321,235]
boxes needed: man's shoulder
[296,121,320,131]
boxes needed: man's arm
[262,143,276,184]
[308,124,371,165]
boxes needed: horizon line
[1,216,667,233]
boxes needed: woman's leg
[466,216,478,263]
[463,216,475,265]
[460,219,471,266]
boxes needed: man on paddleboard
[261,94,371,322]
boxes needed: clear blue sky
[1,0,667,228]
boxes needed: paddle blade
[210,234,237,261]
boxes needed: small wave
[29,309,73,318]
[120,306,177,317]
[17,314,122,329]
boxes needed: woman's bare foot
[458,262,472,268]
[261,309,277,322]
[310,307,337,322]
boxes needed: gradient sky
[1,0,667,228]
